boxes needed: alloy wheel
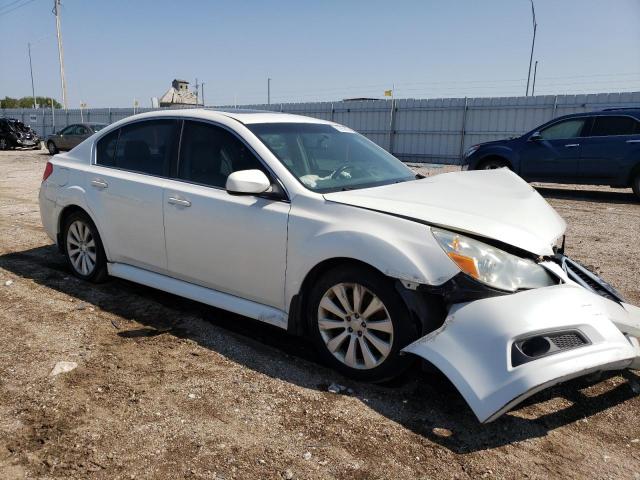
[317,282,394,370]
[66,220,97,276]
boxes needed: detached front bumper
[402,284,640,423]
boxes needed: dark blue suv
[463,108,640,200]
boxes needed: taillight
[42,162,53,182]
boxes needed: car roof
[124,108,335,126]
[553,109,640,122]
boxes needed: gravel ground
[0,149,639,480]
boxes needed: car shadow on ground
[1,244,638,454]
[534,185,638,204]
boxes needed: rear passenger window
[115,120,179,176]
[177,121,267,188]
[96,129,119,167]
[590,116,639,136]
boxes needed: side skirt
[108,263,288,330]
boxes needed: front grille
[549,332,587,350]
[551,255,624,303]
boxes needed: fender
[284,196,460,310]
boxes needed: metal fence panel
[4,91,640,164]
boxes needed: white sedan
[39,109,640,423]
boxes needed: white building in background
[159,79,197,107]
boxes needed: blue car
[463,108,640,200]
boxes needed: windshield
[90,123,107,132]
[248,123,415,192]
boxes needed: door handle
[564,143,580,148]
[626,139,640,144]
[167,196,191,207]
[91,178,108,189]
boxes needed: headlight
[463,145,480,158]
[432,228,556,292]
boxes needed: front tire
[62,211,108,283]
[47,141,59,155]
[477,158,508,170]
[307,265,419,382]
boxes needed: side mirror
[226,169,272,195]
[528,131,543,142]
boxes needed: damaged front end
[402,281,640,423]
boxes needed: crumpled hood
[323,168,566,256]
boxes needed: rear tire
[477,158,508,170]
[307,265,419,382]
[632,172,640,201]
[62,211,108,283]
[47,141,59,155]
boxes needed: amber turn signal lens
[447,251,480,279]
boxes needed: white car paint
[402,285,639,422]
[324,168,566,256]
[38,108,640,423]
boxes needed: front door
[519,118,587,182]
[163,120,290,309]
[86,119,180,273]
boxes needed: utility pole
[201,82,205,106]
[53,0,68,109]
[28,43,36,108]
[267,77,271,105]
[532,60,538,96]
[525,0,537,96]
[194,78,199,105]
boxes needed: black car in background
[0,118,41,150]
[463,108,640,200]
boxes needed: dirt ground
[0,149,639,480]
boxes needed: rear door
[578,115,640,183]
[163,120,290,309]
[86,119,180,273]
[519,118,587,182]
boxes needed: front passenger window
[540,119,585,140]
[178,121,267,188]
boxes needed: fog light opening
[520,336,551,357]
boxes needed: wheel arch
[287,257,382,336]
[56,204,109,260]
[287,257,443,339]
[627,161,640,186]
[476,154,513,170]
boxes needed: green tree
[1,96,62,109]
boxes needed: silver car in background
[46,123,107,154]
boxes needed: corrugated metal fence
[4,91,640,164]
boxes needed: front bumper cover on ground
[402,284,640,423]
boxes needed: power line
[0,0,26,12]
[0,0,37,17]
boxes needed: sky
[0,0,639,108]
